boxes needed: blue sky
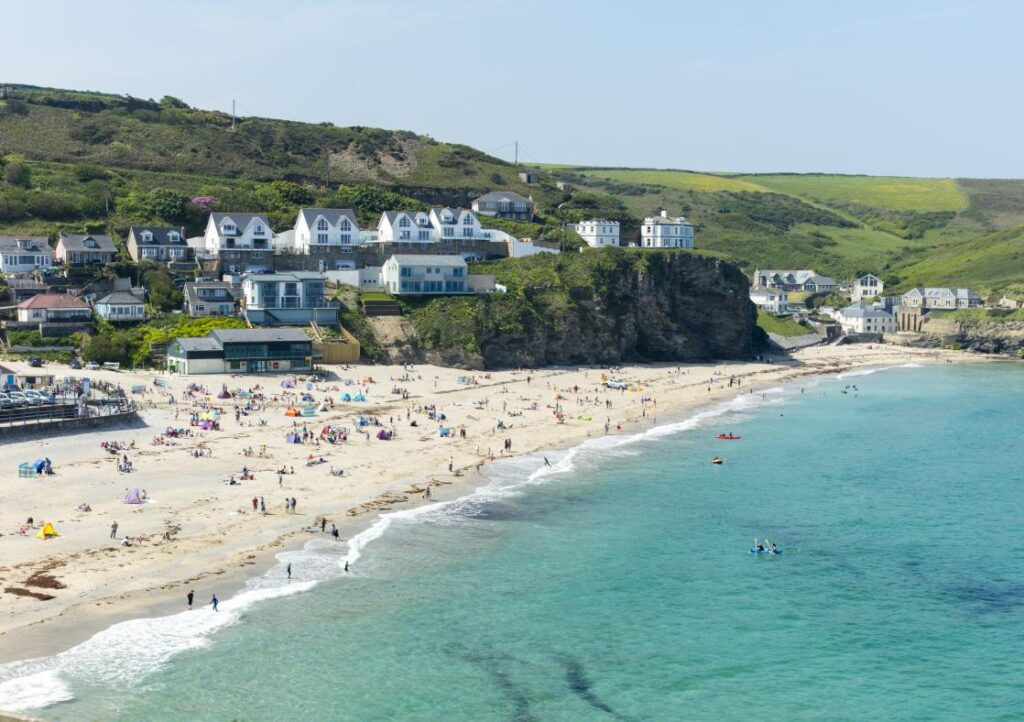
[6,0,1022,177]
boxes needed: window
[400,267,411,277]
[443,227,454,238]
[462,227,473,238]
[418,231,430,241]
[223,224,236,233]
[254,224,265,235]
[340,219,351,231]
[317,233,329,244]
[169,231,180,242]
[339,234,351,244]
[317,219,328,231]
[463,215,473,225]
[400,230,410,240]
[399,217,411,228]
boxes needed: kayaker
[756,542,765,552]
[770,542,778,553]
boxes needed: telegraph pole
[514,140,519,166]
[231,99,236,130]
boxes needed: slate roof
[0,236,51,253]
[97,291,144,305]
[129,226,187,246]
[211,328,310,344]
[58,234,115,252]
[210,213,272,236]
[175,337,223,352]
[298,208,359,228]
[474,191,532,205]
[838,301,893,319]
[388,254,467,267]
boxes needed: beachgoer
[211,594,219,612]
[331,524,339,540]
[344,561,349,573]
[321,518,327,533]
[771,542,778,553]
[543,457,551,467]
[287,563,292,579]
[187,590,194,609]
[110,521,118,539]
[252,497,258,512]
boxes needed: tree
[3,163,31,188]
[159,95,190,109]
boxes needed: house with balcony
[380,255,475,295]
[13,294,92,334]
[292,208,361,254]
[749,286,789,314]
[574,220,620,248]
[95,290,146,322]
[126,225,191,263]
[0,237,53,274]
[851,273,884,301]
[202,213,275,273]
[641,211,694,249]
[471,191,534,221]
[834,301,897,335]
[900,287,982,310]
[54,234,116,265]
[183,281,238,317]
[241,271,338,325]
[167,328,312,375]
[753,268,837,293]
[377,211,438,245]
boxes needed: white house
[900,287,982,310]
[95,290,146,321]
[851,273,884,301]
[203,213,275,254]
[749,286,789,314]
[641,211,694,249]
[753,269,837,293]
[377,211,437,244]
[834,301,897,335]
[54,234,116,265]
[292,208,361,254]
[15,294,92,323]
[381,255,470,295]
[574,219,620,248]
[0,237,52,274]
[241,271,338,325]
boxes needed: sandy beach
[0,345,994,666]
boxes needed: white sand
[0,345,991,663]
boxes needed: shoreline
[0,347,1001,680]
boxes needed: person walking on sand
[210,594,219,612]
[287,563,292,579]
[110,521,118,539]
[448,457,453,472]
[260,497,266,515]
[331,524,339,541]
[321,517,327,533]
[187,589,194,609]
[252,497,258,512]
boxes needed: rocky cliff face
[405,250,767,370]
[955,321,1024,354]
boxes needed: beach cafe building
[166,328,313,375]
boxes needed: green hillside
[1,83,1023,295]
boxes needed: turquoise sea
[1,363,1022,720]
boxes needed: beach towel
[36,522,59,539]
[124,488,143,504]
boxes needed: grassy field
[889,224,1024,295]
[567,168,768,194]
[740,175,967,212]
[756,310,812,337]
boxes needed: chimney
[660,210,668,219]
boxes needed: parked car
[28,357,43,368]
[85,362,100,371]
[0,393,13,409]
[8,392,30,406]
[23,390,46,405]
[69,359,82,370]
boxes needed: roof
[387,254,468,267]
[175,337,222,352]
[58,234,115,252]
[98,291,144,305]
[298,208,358,228]
[473,191,532,205]
[750,286,785,297]
[210,213,272,235]
[644,215,692,225]
[211,328,310,344]
[17,293,90,310]
[129,226,187,246]
[758,269,836,286]
[838,301,893,319]
[0,236,51,253]
[856,273,882,283]
[243,271,325,283]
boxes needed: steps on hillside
[362,299,402,317]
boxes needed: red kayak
[716,434,741,440]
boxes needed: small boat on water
[749,548,783,555]
[716,434,741,440]
[710,457,724,464]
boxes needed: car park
[86,362,100,371]
[0,393,13,409]
[8,392,30,407]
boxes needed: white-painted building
[381,255,470,295]
[377,211,436,244]
[0,237,52,274]
[749,286,789,314]
[834,301,897,334]
[754,269,837,293]
[574,219,620,248]
[203,213,275,255]
[292,208,361,253]
[851,273,884,301]
[641,211,694,249]
[95,290,146,321]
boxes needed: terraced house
[291,208,361,254]
[202,213,274,273]
[900,287,982,310]
[0,236,52,274]
[126,225,191,263]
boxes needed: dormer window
[168,231,180,242]
[85,238,98,248]
[254,224,264,235]
[399,217,410,228]
[339,219,351,231]
[317,219,329,231]
[222,223,236,233]
[463,215,473,225]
